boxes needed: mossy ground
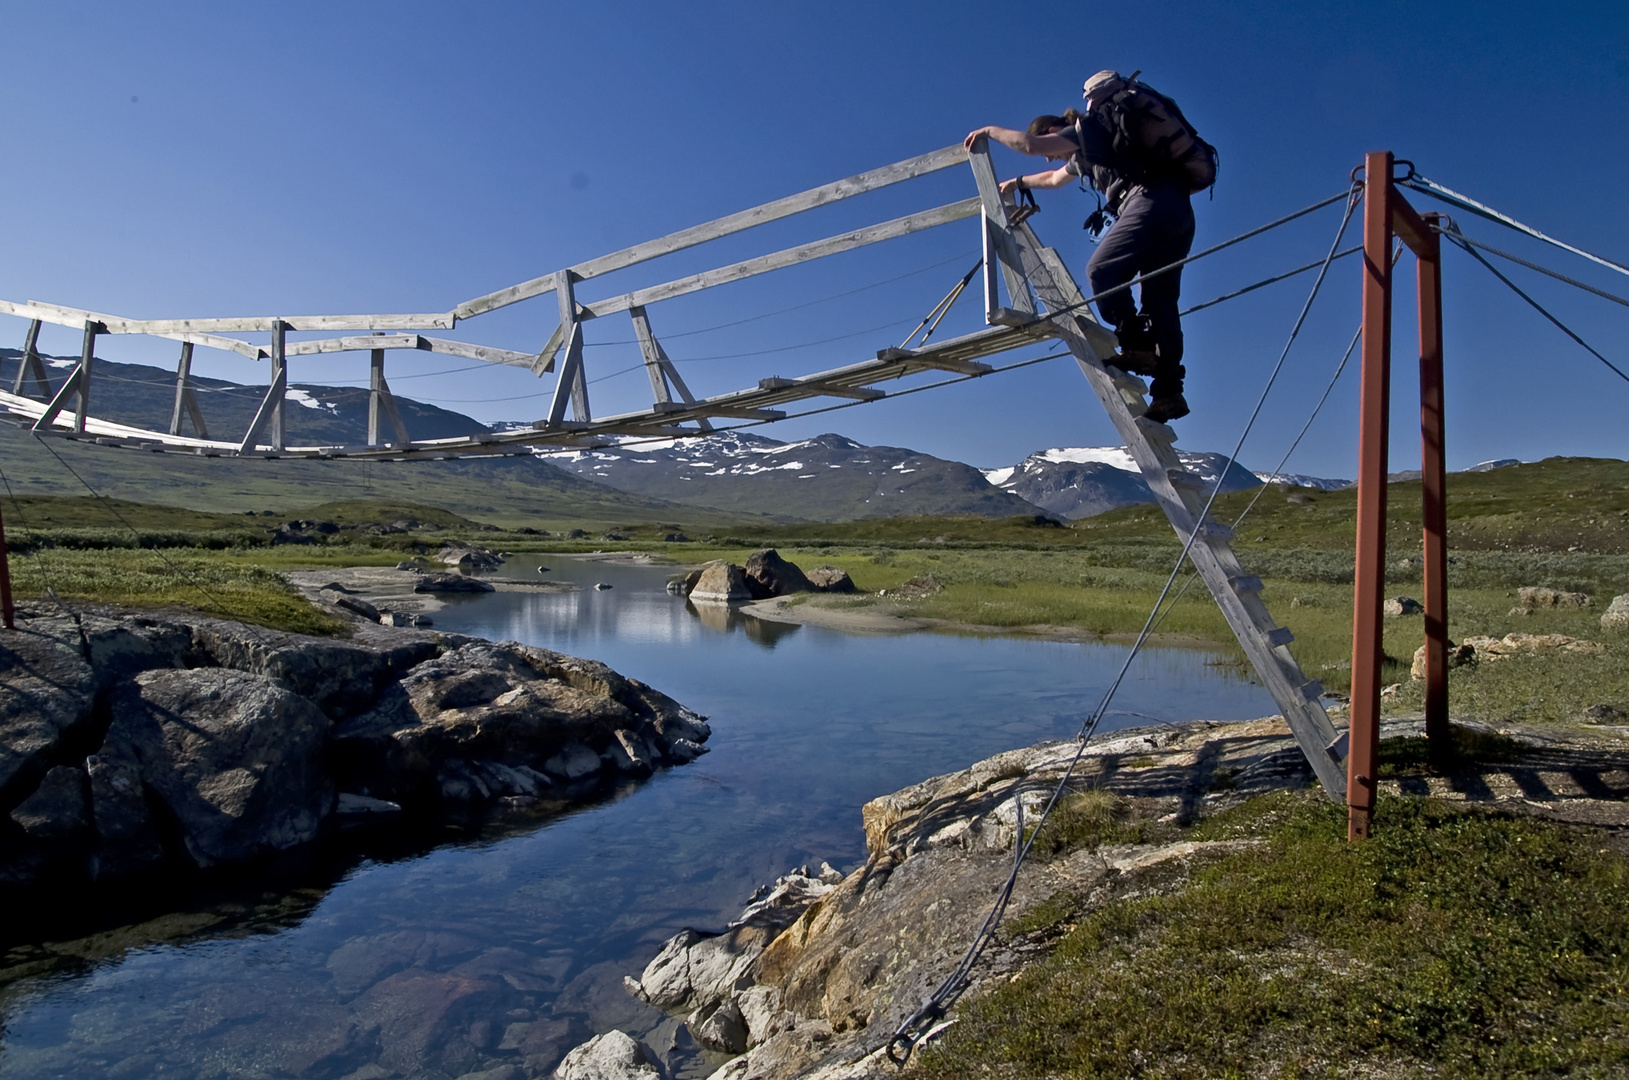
[917,791,1629,1079]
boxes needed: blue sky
[3,0,1626,479]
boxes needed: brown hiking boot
[1144,393,1190,423]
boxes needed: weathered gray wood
[451,144,969,320]
[534,320,566,375]
[414,337,536,369]
[238,321,289,454]
[580,198,981,321]
[285,334,421,356]
[32,357,85,431]
[13,319,53,399]
[168,342,208,438]
[544,277,587,428]
[757,377,883,401]
[1,299,267,358]
[73,321,96,432]
[965,142,1035,317]
[1005,218,1347,799]
[368,346,410,447]
[100,313,454,335]
[628,305,713,432]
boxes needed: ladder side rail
[1011,224,1348,799]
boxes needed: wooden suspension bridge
[0,141,1470,831]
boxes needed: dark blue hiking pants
[1085,181,1196,398]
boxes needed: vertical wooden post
[13,319,49,398]
[1417,213,1450,755]
[369,341,386,447]
[1348,150,1395,841]
[74,321,97,433]
[546,270,590,425]
[268,320,286,451]
[171,342,196,436]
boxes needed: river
[0,555,1279,1079]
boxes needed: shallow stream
[0,555,1279,1078]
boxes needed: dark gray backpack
[1086,71,1218,194]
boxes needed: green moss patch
[920,793,1629,1078]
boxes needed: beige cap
[1082,70,1122,101]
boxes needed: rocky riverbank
[560,715,1629,1080]
[0,602,709,896]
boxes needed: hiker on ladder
[965,70,1218,423]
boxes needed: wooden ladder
[969,145,1348,799]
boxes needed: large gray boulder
[107,669,334,866]
[415,572,496,594]
[689,562,753,603]
[1602,594,1629,632]
[554,1030,666,1080]
[743,550,811,599]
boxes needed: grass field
[1,456,1623,727]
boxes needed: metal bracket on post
[368,340,411,447]
[629,304,711,433]
[169,342,209,438]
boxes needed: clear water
[0,555,1277,1079]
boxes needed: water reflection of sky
[0,555,1279,1079]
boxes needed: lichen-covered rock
[1461,632,1604,661]
[689,562,753,604]
[108,669,334,867]
[1516,586,1592,610]
[1601,594,1629,633]
[743,550,811,599]
[1409,640,1478,682]
[805,567,857,594]
[1383,596,1422,617]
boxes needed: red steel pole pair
[1348,150,1448,840]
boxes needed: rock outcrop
[0,606,708,894]
[681,553,858,604]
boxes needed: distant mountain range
[545,431,1046,521]
[982,446,1350,520]
[0,348,1375,524]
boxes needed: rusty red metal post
[1417,214,1449,754]
[1348,151,1395,840]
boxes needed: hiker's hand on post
[964,127,991,151]
[998,177,1018,198]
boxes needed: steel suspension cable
[1400,174,1629,280]
[1443,231,1629,310]
[887,182,1366,1065]
[1444,226,1629,386]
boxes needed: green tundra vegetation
[3,456,1624,725]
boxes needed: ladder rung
[1265,626,1294,647]
[1229,574,1263,594]
[1198,520,1235,542]
[1166,468,1201,489]
[1298,679,1324,701]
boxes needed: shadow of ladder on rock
[966,142,1348,800]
